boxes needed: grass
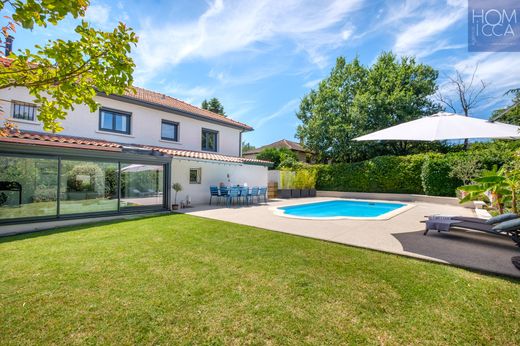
[0,214,519,345]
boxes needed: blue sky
[10,0,520,147]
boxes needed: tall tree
[296,52,441,163]
[491,89,520,125]
[436,66,488,148]
[201,97,226,116]
[0,0,138,133]
[437,66,488,116]
[241,141,255,153]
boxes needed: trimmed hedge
[420,155,461,196]
[313,141,519,197]
[315,154,428,194]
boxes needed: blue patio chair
[240,186,250,205]
[209,186,220,205]
[258,187,268,203]
[226,186,240,207]
[219,186,229,199]
[249,187,259,204]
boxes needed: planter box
[277,189,292,199]
[309,189,317,197]
[300,189,310,198]
[291,189,301,198]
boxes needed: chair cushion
[485,213,518,224]
[492,218,520,233]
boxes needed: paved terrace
[181,197,520,278]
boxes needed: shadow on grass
[0,213,182,244]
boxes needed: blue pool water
[278,200,406,219]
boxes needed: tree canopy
[241,141,255,153]
[0,0,138,133]
[296,52,442,163]
[492,90,520,125]
[201,97,226,116]
[256,147,298,170]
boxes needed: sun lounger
[423,214,520,247]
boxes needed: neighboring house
[243,139,313,163]
[0,85,270,231]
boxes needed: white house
[0,85,270,232]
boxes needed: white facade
[172,159,268,205]
[0,87,269,207]
[0,87,242,156]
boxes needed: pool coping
[270,198,415,221]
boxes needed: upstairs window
[11,101,37,121]
[201,129,218,152]
[161,120,179,141]
[99,108,131,134]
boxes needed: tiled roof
[244,139,310,154]
[144,145,271,166]
[0,57,253,131]
[0,131,123,152]
[116,87,253,131]
[0,131,271,166]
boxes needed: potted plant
[172,182,183,210]
[296,170,309,197]
[308,170,317,197]
[277,170,294,198]
[290,175,301,198]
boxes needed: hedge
[420,155,461,196]
[312,141,519,197]
[315,154,428,194]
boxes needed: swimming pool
[274,199,410,220]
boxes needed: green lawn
[0,214,519,345]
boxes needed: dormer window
[99,108,131,134]
[12,101,36,121]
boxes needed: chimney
[5,35,14,56]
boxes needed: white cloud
[84,3,111,27]
[393,3,465,57]
[254,99,300,129]
[208,64,286,86]
[439,53,520,115]
[134,0,362,81]
[303,78,322,88]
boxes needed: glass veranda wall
[0,152,168,224]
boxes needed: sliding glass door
[0,152,168,223]
[0,156,58,220]
[60,160,119,215]
[120,163,164,209]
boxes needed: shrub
[293,169,318,189]
[32,185,57,202]
[257,148,298,170]
[309,141,519,197]
[421,155,462,196]
[280,171,295,189]
[315,154,427,194]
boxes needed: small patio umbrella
[353,112,520,141]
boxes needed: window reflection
[60,160,118,215]
[120,164,163,208]
[0,156,58,219]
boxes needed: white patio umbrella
[353,112,520,141]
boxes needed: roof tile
[119,87,253,131]
[0,131,271,166]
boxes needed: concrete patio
[180,197,520,278]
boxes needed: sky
[8,0,520,147]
